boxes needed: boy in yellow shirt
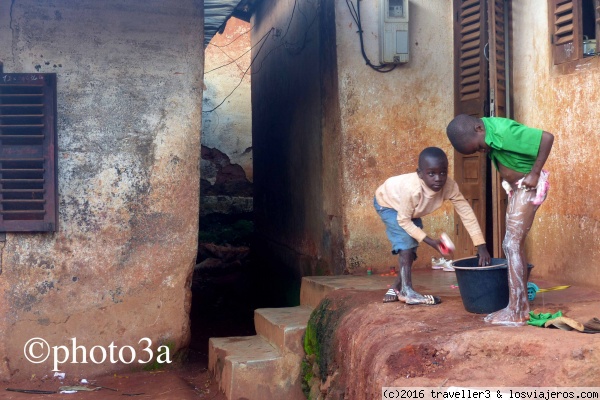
[375,147,491,305]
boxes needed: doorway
[452,0,511,259]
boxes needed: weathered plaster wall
[335,0,455,272]
[202,17,252,219]
[251,0,455,291]
[511,2,600,288]
[0,0,203,379]
[252,0,345,303]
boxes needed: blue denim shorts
[374,197,423,254]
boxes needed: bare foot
[484,307,529,326]
[399,289,441,305]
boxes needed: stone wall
[0,0,203,379]
[202,17,253,228]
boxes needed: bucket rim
[451,256,507,270]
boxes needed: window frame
[549,0,600,65]
[0,66,58,232]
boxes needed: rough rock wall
[200,17,252,261]
[335,0,455,273]
[0,0,203,379]
[511,2,600,288]
[202,17,252,219]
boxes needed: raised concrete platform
[300,270,462,308]
[208,269,462,399]
[210,268,600,399]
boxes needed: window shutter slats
[0,73,57,232]
[555,13,573,25]
[555,23,574,36]
[555,1,573,13]
[550,0,582,64]
[454,0,487,115]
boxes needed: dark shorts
[373,197,423,254]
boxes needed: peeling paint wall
[251,0,453,292]
[511,2,600,288]
[0,0,203,379]
[202,17,252,220]
[336,0,455,273]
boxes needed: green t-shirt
[482,117,543,174]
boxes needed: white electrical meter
[380,0,409,64]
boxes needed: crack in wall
[0,234,5,275]
[9,0,16,62]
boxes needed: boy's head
[446,114,489,154]
[417,147,448,192]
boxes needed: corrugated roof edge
[204,0,260,47]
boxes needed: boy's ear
[474,122,485,133]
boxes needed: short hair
[418,147,447,169]
[446,114,479,153]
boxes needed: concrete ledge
[254,306,314,355]
[208,335,283,398]
[300,271,461,308]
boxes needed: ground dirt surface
[314,273,600,400]
[4,268,599,400]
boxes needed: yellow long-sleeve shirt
[375,172,485,246]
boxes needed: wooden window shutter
[452,0,489,259]
[549,0,582,64]
[488,0,509,258]
[454,0,488,116]
[0,69,57,232]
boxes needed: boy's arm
[447,184,491,265]
[522,131,554,189]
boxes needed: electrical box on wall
[379,0,409,64]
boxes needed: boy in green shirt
[446,115,554,326]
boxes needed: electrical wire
[345,0,397,72]
[203,29,273,113]
[203,0,318,112]
[204,31,266,75]
[281,0,298,41]
[283,1,319,56]
[213,45,246,74]
[208,24,255,48]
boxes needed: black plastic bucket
[452,257,533,314]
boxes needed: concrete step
[209,335,305,400]
[254,306,313,356]
[300,275,390,308]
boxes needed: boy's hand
[477,244,491,266]
[423,237,453,257]
[521,171,540,191]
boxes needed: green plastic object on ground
[528,310,562,327]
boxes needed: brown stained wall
[335,1,456,273]
[511,3,600,288]
[0,0,203,379]
[251,0,345,302]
